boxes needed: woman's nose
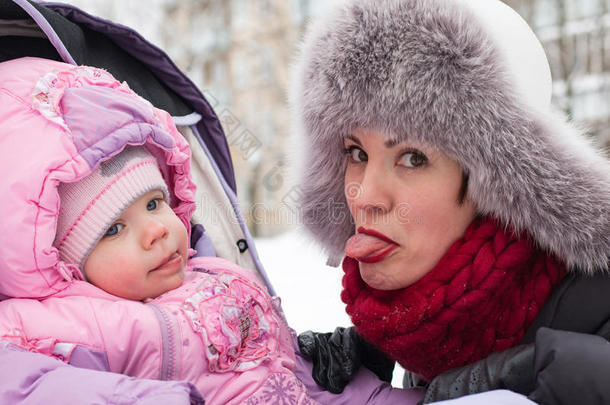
[348,167,393,213]
[141,221,169,250]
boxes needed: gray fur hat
[290,0,610,272]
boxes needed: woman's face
[344,129,477,290]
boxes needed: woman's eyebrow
[344,134,362,145]
[346,134,409,149]
[385,138,401,148]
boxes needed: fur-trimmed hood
[291,0,610,272]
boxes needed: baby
[50,146,317,405]
[0,57,423,405]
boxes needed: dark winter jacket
[420,268,610,405]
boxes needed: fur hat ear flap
[463,109,610,273]
[291,0,610,272]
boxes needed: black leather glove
[423,343,535,403]
[298,327,395,394]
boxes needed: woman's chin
[360,263,401,290]
[359,260,423,291]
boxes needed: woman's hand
[298,327,395,394]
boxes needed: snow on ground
[254,231,351,334]
[254,230,406,387]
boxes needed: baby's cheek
[101,253,139,286]
[110,252,135,268]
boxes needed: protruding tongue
[345,233,393,260]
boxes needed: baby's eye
[399,151,428,168]
[146,198,163,211]
[104,223,124,237]
[344,145,368,163]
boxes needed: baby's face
[83,189,188,300]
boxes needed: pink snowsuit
[0,257,317,405]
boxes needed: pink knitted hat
[54,147,169,269]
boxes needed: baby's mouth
[150,251,182,273]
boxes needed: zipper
[147,303,180,380]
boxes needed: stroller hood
[0,57,197,298]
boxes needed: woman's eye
[345,146,368,163]
[147,199,160,211]
[104,223,124,237]
[399,151,428,168]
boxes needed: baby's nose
[142,221,168,249]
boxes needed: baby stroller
[0,0,278,402]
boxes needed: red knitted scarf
[341,217,566,381]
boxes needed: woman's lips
[150,252,182,273]
[357,227,398,244]
[357,244,398,263]
[345,227,399,263]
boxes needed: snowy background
[255,232,350,333]
[254,231,407,387]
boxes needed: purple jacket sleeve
[294,345,424,405]
[0,343,204,405]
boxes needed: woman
[291,0,610,403]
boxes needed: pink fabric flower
[182,271,280,372]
